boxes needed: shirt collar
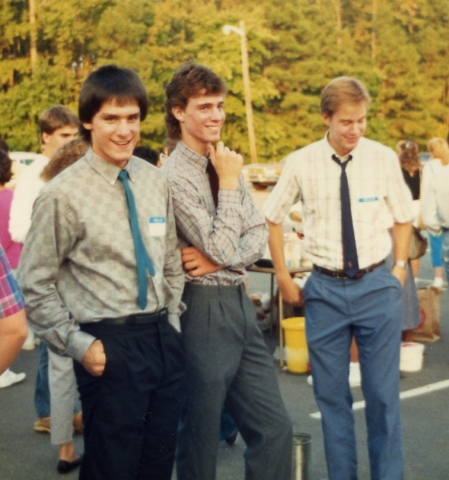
[175,141,209,173]
[323,132,361,162]
[84,148,138,184]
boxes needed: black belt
[100,308,168,326]
[313,260,384,280]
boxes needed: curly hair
[0,138,10,153]
[0,150,12,185]
[399,140,421,172]
[40,138,89,182]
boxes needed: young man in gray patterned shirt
[162,61,292,480]
[19,65,186,480]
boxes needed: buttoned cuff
[66,330,98,364]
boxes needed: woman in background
[399,140,422,278]
[421,138,449,291]
[0,150,27,387]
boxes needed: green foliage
[0,0,448,158]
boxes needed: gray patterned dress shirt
[162,142,268,286]
[18,149,185,363]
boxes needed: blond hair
[321,77,371,116]
[427,137,449,166]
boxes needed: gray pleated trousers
[176,283,292,480]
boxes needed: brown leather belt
[313,260,385,280]
[100,308,168,326]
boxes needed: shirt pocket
[354,195,383,226]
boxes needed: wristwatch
[395,260,407,268]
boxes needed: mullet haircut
[165,61,227,140]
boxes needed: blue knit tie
[332,154,359,277]
[118,170,155,309]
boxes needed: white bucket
[400,342,425,372]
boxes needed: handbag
[408,226,428,260]
[413,288,441,342]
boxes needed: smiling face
[172,92,225,156]
[82,99,140,168]
[322,101,367,157]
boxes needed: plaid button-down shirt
[0,244,24,318]
[264,136,414,271]
[162,142,268,285]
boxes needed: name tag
[358,197,378,203]
[148,217,166,236]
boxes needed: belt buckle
[335,272,348,279]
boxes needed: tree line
[1,0,448,162]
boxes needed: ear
[82,122,93,131]
[321,112,331,127]
[41,132,50,145]
[172,106,184,123]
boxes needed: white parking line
[310,379,449,419]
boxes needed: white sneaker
[429,279,447,292]
[21,329,35,350]
[307,375,313,386]
[0,369,26,388]
[349,362,361,387]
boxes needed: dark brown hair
[399,140,421,172]
[0,150,12,185]
[79,65,148,141]
[165,61,227,140]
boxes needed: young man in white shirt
[265,77,413,480]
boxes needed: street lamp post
[223,21,258,164]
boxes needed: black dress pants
[74,320,185,480]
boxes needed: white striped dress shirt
[264,136,414,271]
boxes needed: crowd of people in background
[0,64,449,480]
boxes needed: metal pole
[292,432,311,480]
[239,20,258,164]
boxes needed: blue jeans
[304,263,403,480]
[429,232,443,268]
[442,229,449,280]
[34,342,50,418]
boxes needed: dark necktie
[206,160,219,209]
[332,154,359,277]
[118,170,155,309]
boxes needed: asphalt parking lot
[0,245,448,480]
